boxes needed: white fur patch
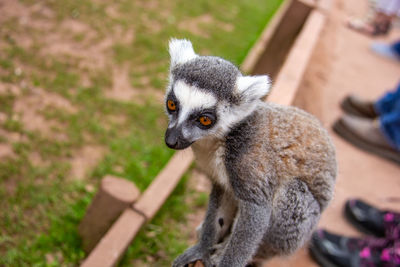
[236,75,271,101]
[169,38,197,67]
[173,80,217,124]
[191,137,231,190]
[215,100,261,136]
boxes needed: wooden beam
[81,208,146,267]
[80,149,194,267]
[79,175,140,253]
[241,0,292,74]
[133,149,194,219]
[267,10,326,106]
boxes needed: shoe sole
[340,98,376,119]
[333,119,400,165]
[309,245,340,267]
[344,203,384,237]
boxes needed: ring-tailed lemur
[164,39,336,267]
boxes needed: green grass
[0,0,284,265]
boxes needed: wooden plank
[240,0,292,74]
[80,150,193,267]
[317,0,333,12]
[298,0,317,7]
[133,148,194,219]
[81,208,146,267]
[267,10,326,106]
[250,0,313,79]
[79,175,140,253]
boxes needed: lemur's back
[225,102,336,210]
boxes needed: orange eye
[199,116,212,126]
[167,100,176,111]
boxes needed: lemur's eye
[167,100,176,111]
[199,116,212,126]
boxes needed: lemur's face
[165,80,219,150]
[164,39,271,150]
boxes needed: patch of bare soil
[105,65,137,101]
[130,259,148,267]
[0,83,21,96]
[0,143,15,159]
[18,4,55,32]
[135,0,160,10]
[68,145,107,180]
[13,87,76,141]
[0,113,6,124]
[4,178,17,196]
[114,25,135,45]
[141,13,163,34]
[105,64,165,104]
[0,0,30,25]
[44,34,112,71]
[0,0,133,71]
[178,14,234,38]
[28,151,49,168]
[0,129,27,143]
[43,20,135,71]
[0,0,55,50]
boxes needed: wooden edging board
[267,9,325,105]
[81,150,193,267]
[81,4,327,267]
[241,0,292,74]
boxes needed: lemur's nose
[165,128,179,149]
[165,127,193,150]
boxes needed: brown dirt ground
[68,145,107,180]
[13,90,70,142]
[178,14,234,39]
[0,0,148,180]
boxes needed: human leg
[379,111,400,150]
[371,40,400,61]
[375,82,400,116]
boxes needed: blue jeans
[374,81,400,150]
[392,40,400,57]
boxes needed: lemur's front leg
[215,200,271,267]
[173,184,224,267]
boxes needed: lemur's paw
[209,239,229,266]
[173,245,211,267]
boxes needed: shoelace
[350,215,400,267]
[384,212,400,241]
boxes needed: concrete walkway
[265,0,400,266]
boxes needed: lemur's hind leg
[257,178,321,259]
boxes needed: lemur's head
[164,39,271,150]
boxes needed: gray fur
[172,56,241,104]
[166,39,337,267]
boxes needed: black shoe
[345,199,386,237]
[341,95,378,119]
[309,230,390,267]
[345,199,400,239]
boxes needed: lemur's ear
[169,39,197,67]
[236,75,271,101]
